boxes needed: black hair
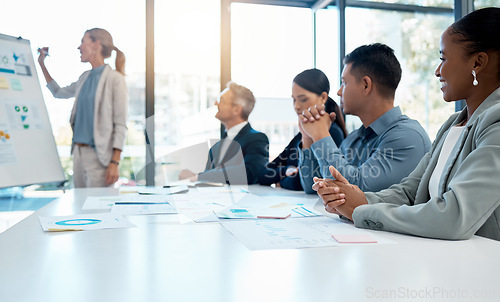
[450,7,500,79]
[293,68,348,137]
[343,43,401,99]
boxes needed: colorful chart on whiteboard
[0,33,64,187]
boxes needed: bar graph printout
[220,216,394,250]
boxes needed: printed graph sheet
[220,216,395,250]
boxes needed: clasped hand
[312,166,368,220]
[299,104,335,142]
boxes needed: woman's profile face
[292,83,327,116]
[77,33,99,63]
[435,28,476,102]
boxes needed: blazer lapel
[434,109,469,197]
[208,140,223,168]
[219,140,240,166]
[437,92,499,196]
[437,126,469,196]
[418,109,466,199]
[218,123,251,165]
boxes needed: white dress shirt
[217,121,248,165]
[428,125,465,199]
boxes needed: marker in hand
[37,47,49,57]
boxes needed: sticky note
[0,77,9,89]
[332,234,377,243]
[10,78,22,91]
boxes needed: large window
[231,3,314,158]
[1,0,146,188]
[153,0,221,185]
[362,0,453,7]
[2,0,489,188]
[474,0,500,9]
[315,7,340,92]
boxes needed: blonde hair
[227,81,255,120]
[86,28,126,75]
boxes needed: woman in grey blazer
[312,7,500,241]
[38,28,128,188]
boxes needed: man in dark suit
[179,82,269,184]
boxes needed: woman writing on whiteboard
[37,28,128,188]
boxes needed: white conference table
[1,185,499,302]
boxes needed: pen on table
[47,228,83,232]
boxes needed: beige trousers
[73,144,108,188]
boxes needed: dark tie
[216,132,229,166]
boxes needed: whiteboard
[0,33,65,188]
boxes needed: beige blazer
[47,65,128,166]
[353,87,500,241]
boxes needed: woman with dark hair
[258,69,347,190]
[38,28,128,188]
[313,7,500,241]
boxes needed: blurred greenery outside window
[474,0,500,9]
[362,0,453,7]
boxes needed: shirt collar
[225,121,248,140]
[91,64,107,75]
[368,106,402,136]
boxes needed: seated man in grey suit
[179,82,269,185]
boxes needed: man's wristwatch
[110,160,120,166]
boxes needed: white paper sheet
[173,197,228,222]
[111,203,177,215]
[171,187,250,222]
[138,185,189,195]
[215,207,291,219]
[39,213,135,232]
[220,216,395,250]
[82,194,185,210]
[214,194,322,218]
[232,194,317,208]
[173,191,320,223]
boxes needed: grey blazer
[353,87,500,241]
[47,65,128,166]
